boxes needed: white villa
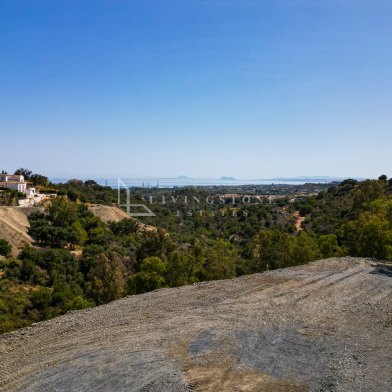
[0,174,35,195]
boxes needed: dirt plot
[1,257,392,391]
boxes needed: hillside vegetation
[0,175,392,333]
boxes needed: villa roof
[0,174,24,179]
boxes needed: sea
[49,177,341,189]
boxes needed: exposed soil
[88,204,131,222]
[1,257,392,391]
[0,207,39,255]
[293,210,305,232]
[89,204,156,232]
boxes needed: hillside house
[0,173,42,206]
[0,174,27,193]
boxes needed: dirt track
[293,210,305,232]
[1,257,392,391]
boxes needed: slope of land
[0,207,39,255]
[1,257,392,391]
[89,204,156,232]
[0,205,155,256]
[88,204,131,222]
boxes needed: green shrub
[0,239,11,257]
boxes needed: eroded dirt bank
[1,257,392,391]
[0,207,37,255]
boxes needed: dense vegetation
[1,174,392,333]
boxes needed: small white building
[25,188,36,196]
[0,174,27,193]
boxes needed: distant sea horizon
[49,176,356,189]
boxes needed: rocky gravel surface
[1,257,392,391]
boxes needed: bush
[67,190,79,202]
[127,271,165,295]
[0,239,11,256]
[127,256,167,294]
[87,253,125,304]
[29,287,52,320]
[343,198,392,260]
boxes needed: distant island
[220,176,236,181]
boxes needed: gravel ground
[1,257,392,391]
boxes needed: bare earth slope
[89,205,156,232]
[88,205,131,222]
[0,207,39,255]
[1,257,392,392]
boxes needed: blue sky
[0,0,391,179]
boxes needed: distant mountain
[176,175,191,179]
[220,176,236,181]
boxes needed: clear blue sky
[0,0,391,179]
